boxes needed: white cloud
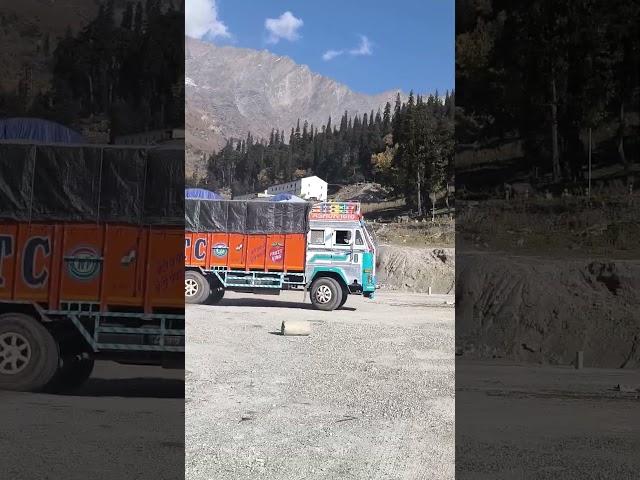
[322,35,373,61]
[322,49,344,61]
[349,35,373,56]
[185,0,230,39]
[265,11,303,44]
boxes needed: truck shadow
[58,377,184,399]
[215,298,356,311]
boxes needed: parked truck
[184,199,377,310]
[0,143,184,392]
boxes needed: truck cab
[305,202,378,310]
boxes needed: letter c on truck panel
[23,236,51,288]
[194,238,207,261]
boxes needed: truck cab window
[335,230,351,246]
[309,229,325,245]
[355,230,364,246]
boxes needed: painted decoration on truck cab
[66,246,101,281]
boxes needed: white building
[234,192,272,200]
[266,176,328,201]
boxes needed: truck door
[332,229,353,264]
[351,229,366,267]
[306,227,332,265]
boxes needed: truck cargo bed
[0,222,183,313]
[185,232,306,272]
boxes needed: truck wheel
[206,286,225,305]
[310,277,343,311]
[0,313,60,392]
[185,270,210,304]
[52,356,95,391]
[338,287,349,309]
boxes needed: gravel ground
[1,362,184,480]
[456,360,640,479]
[186,290,455,480]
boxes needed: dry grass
[369,218,455,248]
[457,195,640,258]
[360,198,406,215]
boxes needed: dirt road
[186,290,455,480]
[457,360,640,479]
[1,362,184,480]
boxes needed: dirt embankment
[376,245,455,294]
[457,253,640,368]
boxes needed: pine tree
[382,102,392,135]
[294,119,301,143]
[122,2,134,29]
[134,2,144,32]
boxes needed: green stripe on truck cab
[362,251,376,292]
[309,267,348,286]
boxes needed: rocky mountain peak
[185,36,407,177]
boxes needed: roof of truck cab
[309,220,363,230]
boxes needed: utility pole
[588,128,592,197]
[429,192,437,222]
[416,167,422,217]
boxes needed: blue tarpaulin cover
[185,188,222,200]
[0,117,85,144]
[270,193,307,203]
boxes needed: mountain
[185,36,407,178]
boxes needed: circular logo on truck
[269,243,284,263]
[213,243,227,258]
[67,247,101,281]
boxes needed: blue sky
[186,0,454,95]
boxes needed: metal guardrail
[46,302,184,353]
[211,269,306,289]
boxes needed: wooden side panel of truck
[184,232,306,272]
[0,223,183,311]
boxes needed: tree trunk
[550,77,561,182]
[416,167,422,216]
[617,101,628,170]
[87,73,94,112]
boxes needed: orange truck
[184,200,310,304]
[0,143,183,392]
[185,200,378,310]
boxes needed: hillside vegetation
[193,92,455,217]
[1,1,184,138]
[457,0,639,189]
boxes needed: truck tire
[338,287,349,309]
[51,356,95,391]
[310,277,343,311]
[206,286,225,305]
[0,313,60,392]
[185,270,210,304]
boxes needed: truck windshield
[362,222,378,250]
